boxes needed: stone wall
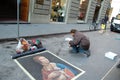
[67,0,80,23]
[29,0,51,23]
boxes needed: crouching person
[69,29,90,57]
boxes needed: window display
[78,0,89,21]
[50,0,67,22]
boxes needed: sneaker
[84,50,90,57]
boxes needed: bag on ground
[101,24,105,30]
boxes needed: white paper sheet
[65,37,73,41]
[105,52,118,60]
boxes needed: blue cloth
[56,63,78,75]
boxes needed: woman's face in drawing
[33,56,50,66]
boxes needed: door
[20,0,29,21]
[93,6,100,22]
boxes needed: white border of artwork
[14,50,85,80]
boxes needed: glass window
[50,0,67,22]
[78,0,89,21]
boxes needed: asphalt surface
[0,30,120,80]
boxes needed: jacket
[69,31,90,50]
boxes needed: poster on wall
[14,51,85,80]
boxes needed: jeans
[71,45,91,57]
[71,45,86,53]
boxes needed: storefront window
[78,0,89,21]
[50,0,67,22]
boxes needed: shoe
[84,50,90,57]
[117,64,120,68]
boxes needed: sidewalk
[0,23,110,40]
[0,23,89,40]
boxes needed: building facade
[109,0,120,22]
[29,0,111,23]
[0,0,111,24]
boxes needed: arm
[42,69,48,80]
[48,71,61,80]
[69,35,81,46]
[51,63,61,70]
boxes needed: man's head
[70,29,77,36]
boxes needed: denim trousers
[71,45,86,53]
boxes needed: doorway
[0,0,29,22]
[93,6,101,22]
[0,0,17,21]
[50,0,67,22]
[92,0,103,22]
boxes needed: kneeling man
[69,29,90,57]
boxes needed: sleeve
[69,35,81,46]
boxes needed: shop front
[20,0,30,22]
[29,0,80,24]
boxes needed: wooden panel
[20,0,29,21]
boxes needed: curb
[0,29,91,42]
[0,28,110,42]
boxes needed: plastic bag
[16,38,30,54]
[16,40,24,54]
[16,38,43,54]
[101,24,105,30]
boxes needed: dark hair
[70,29,77,33]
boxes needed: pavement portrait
[0,30,120,80]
